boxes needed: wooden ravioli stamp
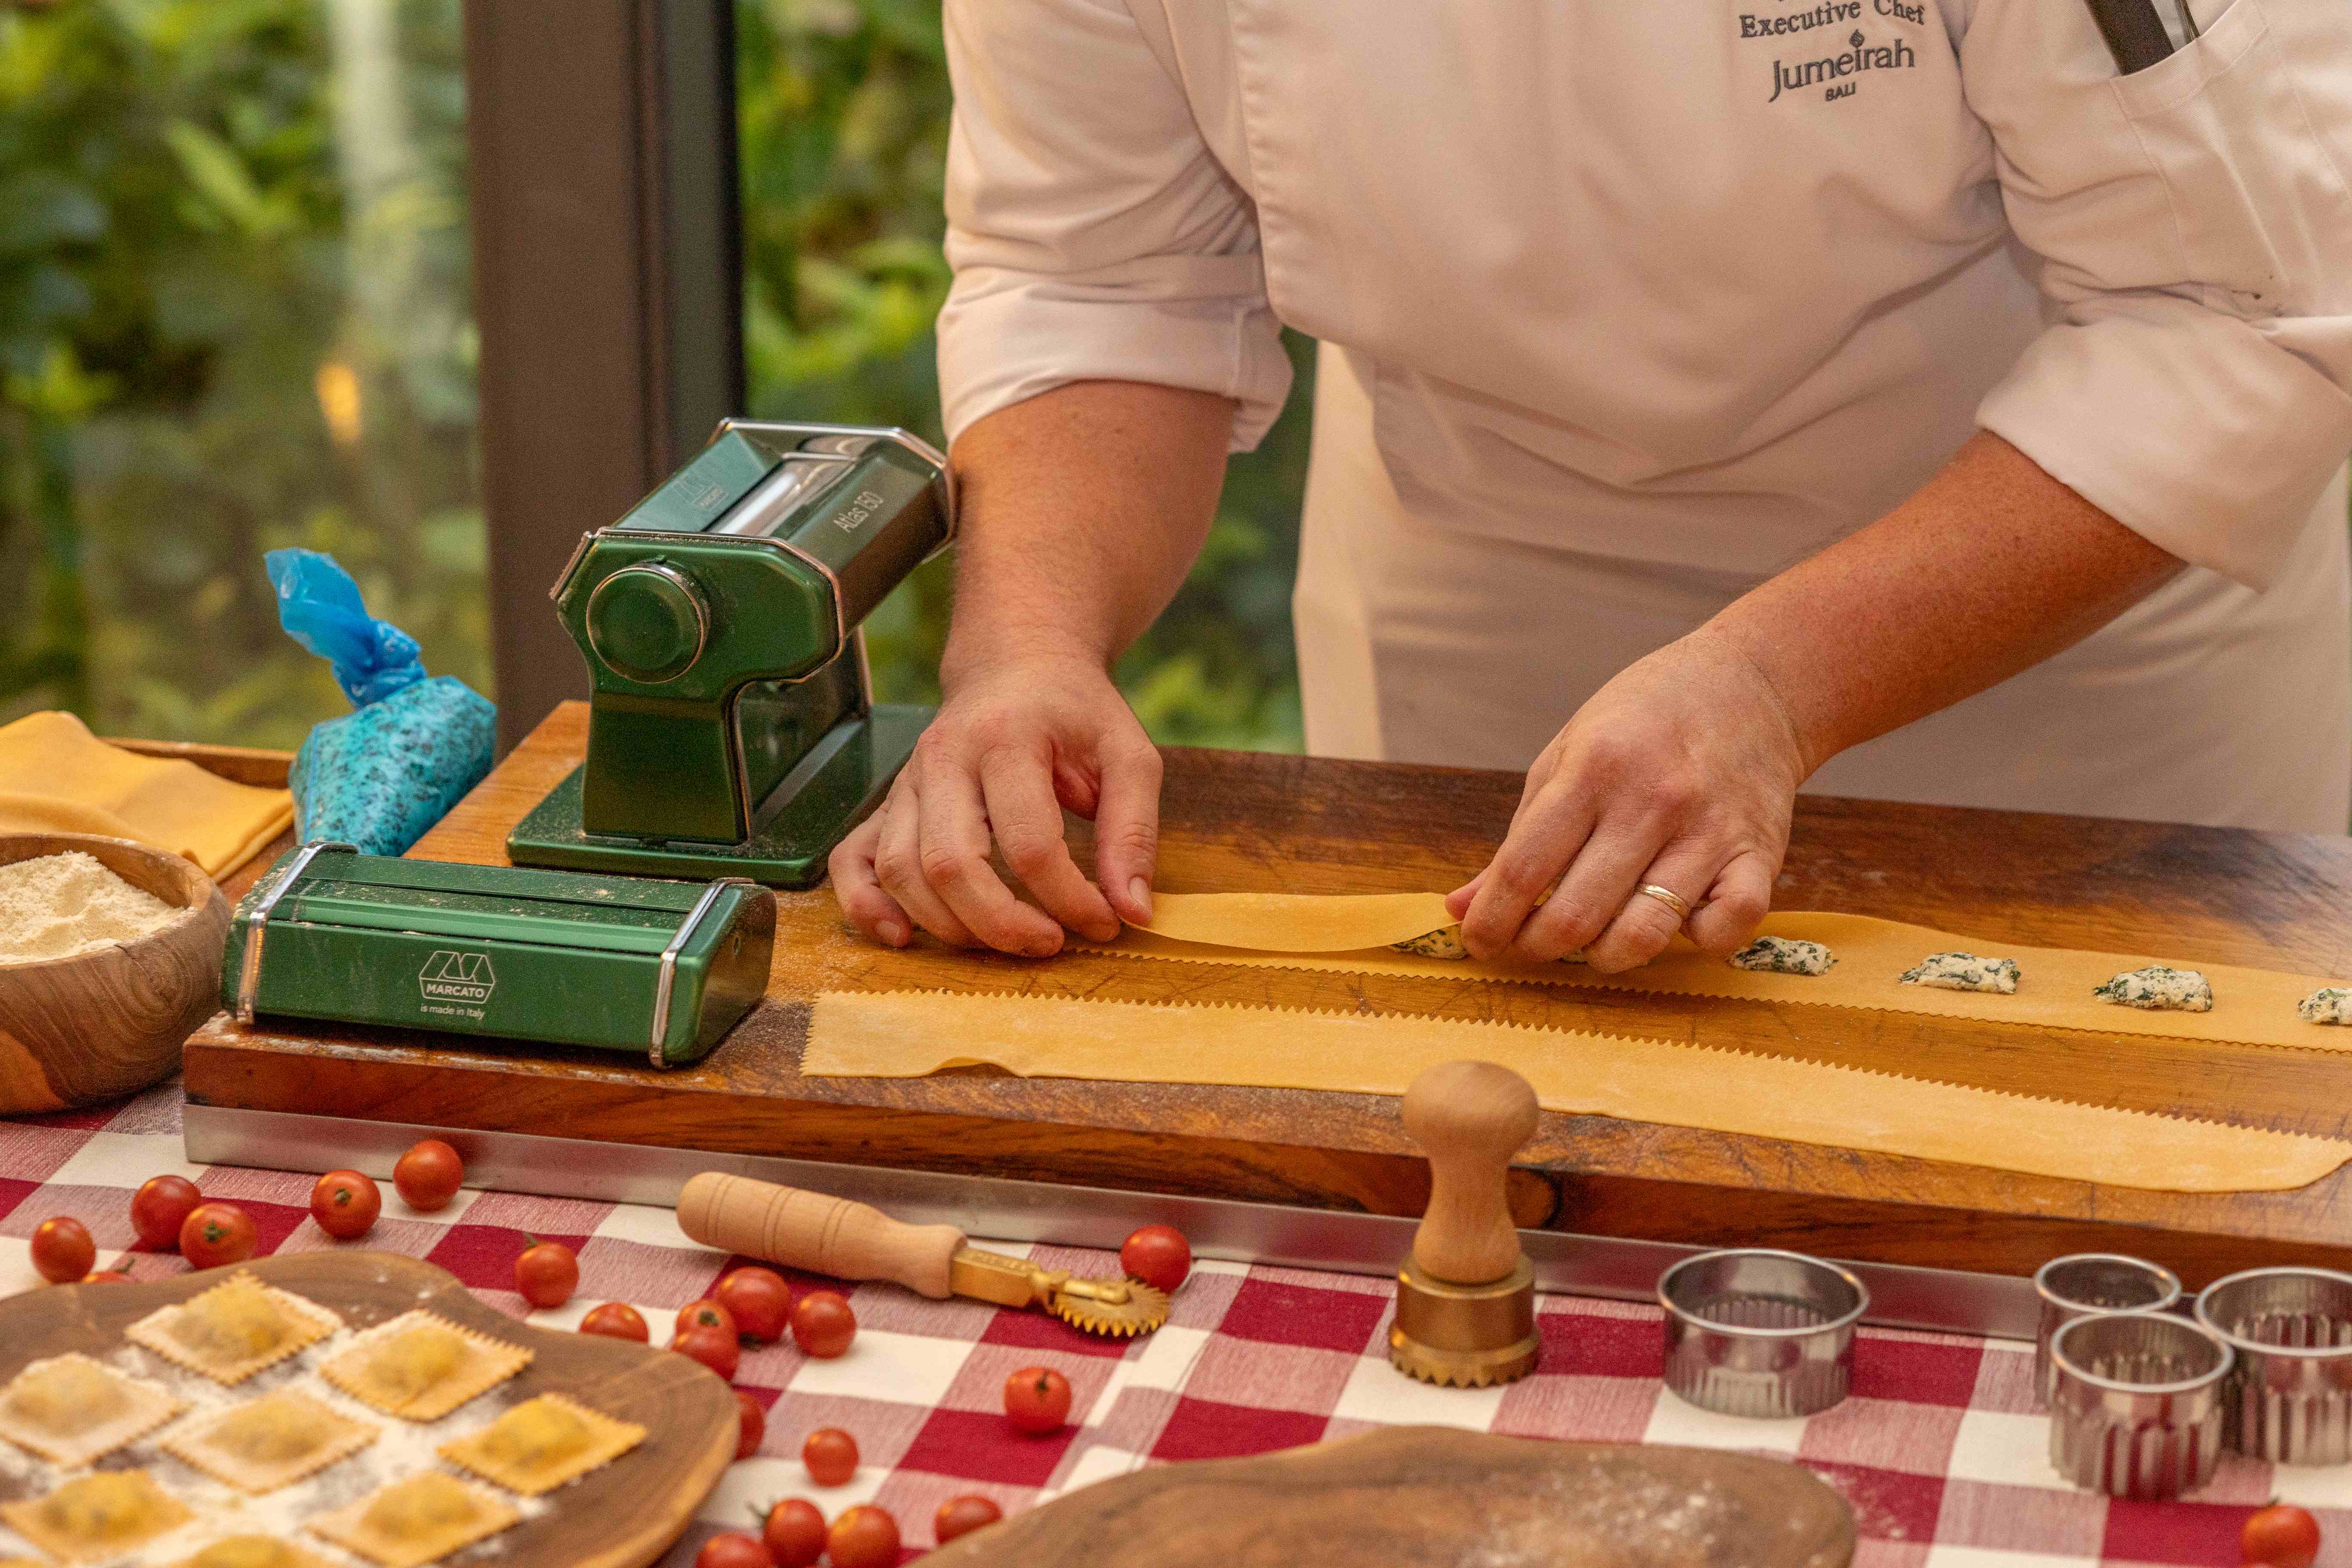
[0,1470,194,1563]
[319,1311,532,1422]
[0,1352,181,1466]
[126,1273,340,1387]
[306,1471,519,1568]
[168,1536,341,1568]
[438,1393,646,1496]
[162,1388,379,1494]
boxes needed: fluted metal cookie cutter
[2047,1311,2231,1499]
[2033,1254,2182,1409]
[2196,1266,2352,1465]
[1659,1249,1868,1419]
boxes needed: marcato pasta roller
[507,420,954,887]
[223,842,773,1067]
[676,1172,1170,1337]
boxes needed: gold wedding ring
[1634,882,1692,920]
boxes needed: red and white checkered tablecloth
[4,1085,2346,1567]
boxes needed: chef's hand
[1447,629,1806,972]
[828,651,1160,956]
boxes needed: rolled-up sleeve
[1965,0,2352,588]
[936,0,1292,450]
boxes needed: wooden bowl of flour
[0,833,230,1113]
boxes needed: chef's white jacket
[934,0,2352,831]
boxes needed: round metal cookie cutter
[2047,1310,2231,1499]
[1658,1249,1868,1419]
[2196,1265,2352,1464]
[2032,1254,2182,1409]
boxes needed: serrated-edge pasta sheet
[1089,901,2352,1051]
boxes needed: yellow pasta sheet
[805,990,2350,1192]
[1097,899,2352,1051]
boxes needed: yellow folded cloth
[0,711,294,878]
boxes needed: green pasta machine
[223,842,776,1067]
[505,418,956,886]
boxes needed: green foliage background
[0,0,1309,753]
[0,0,485,749]
[739,0,1309,749]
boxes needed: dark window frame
[463,0,741,751]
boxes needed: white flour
[0,851,190,962]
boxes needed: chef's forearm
[1703,432,2185,776]
[940,380,1234,686]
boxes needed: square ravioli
[0,1470,194,1563]
[126,1273,341,1386]
[438,1393,645,1496]
[170,1537,341,1568]
[162,1388,378,1494]
[307,1472,518,1568]
[0,1352,182,1466]
[320,1312,532,1422]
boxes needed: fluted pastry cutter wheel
[676,1172,1170,1336]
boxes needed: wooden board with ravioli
[181,705,2352,1288]
[0,1252,734,1568]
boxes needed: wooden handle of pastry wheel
[1401,1061,1540,1286]
[675,1172,967,1299]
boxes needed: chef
[830,0,2352,974]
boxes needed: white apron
[1298,342,2352,831]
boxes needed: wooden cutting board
[0,1252,737,1568]
[927,1424,1855,1567]
[178,703,2352,1287]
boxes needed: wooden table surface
[183,702,2352,1287]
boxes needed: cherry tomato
[579,1302,649,1342]
[789,1290,855,1358]
[393,1139,464,1212]
[82,1270,134,1285]
[693,1531,773,1568]
[715,1267,792,1342]
[2244,1504,2322,1568]
[1119,1224,1191,1294]
[179,1203,256,1270]
[677,1297,738,1340]
[515,1238,578,1309]
[672,1323,741,1381]
[309,1170,381,1240]
[129,1175,202,1251]
[734,1390,766,1460]
[29,1218,95,1284]
[760,1499,826,1568]
[825,1506,899,1568]
[934,1494,1002,1544]
[1004,1365,1072,1435]
[801,1426,858,1486]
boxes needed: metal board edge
[183,1104,2040,1339]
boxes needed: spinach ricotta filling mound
[1898,951,2021,995]
[2093,965,2213,1012]
[1390,926,1587,963]
[1390,927,1468,960]
[2299,986,2352,1025]
[1728,936,1835,976]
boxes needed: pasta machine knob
[585,562,709,685]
